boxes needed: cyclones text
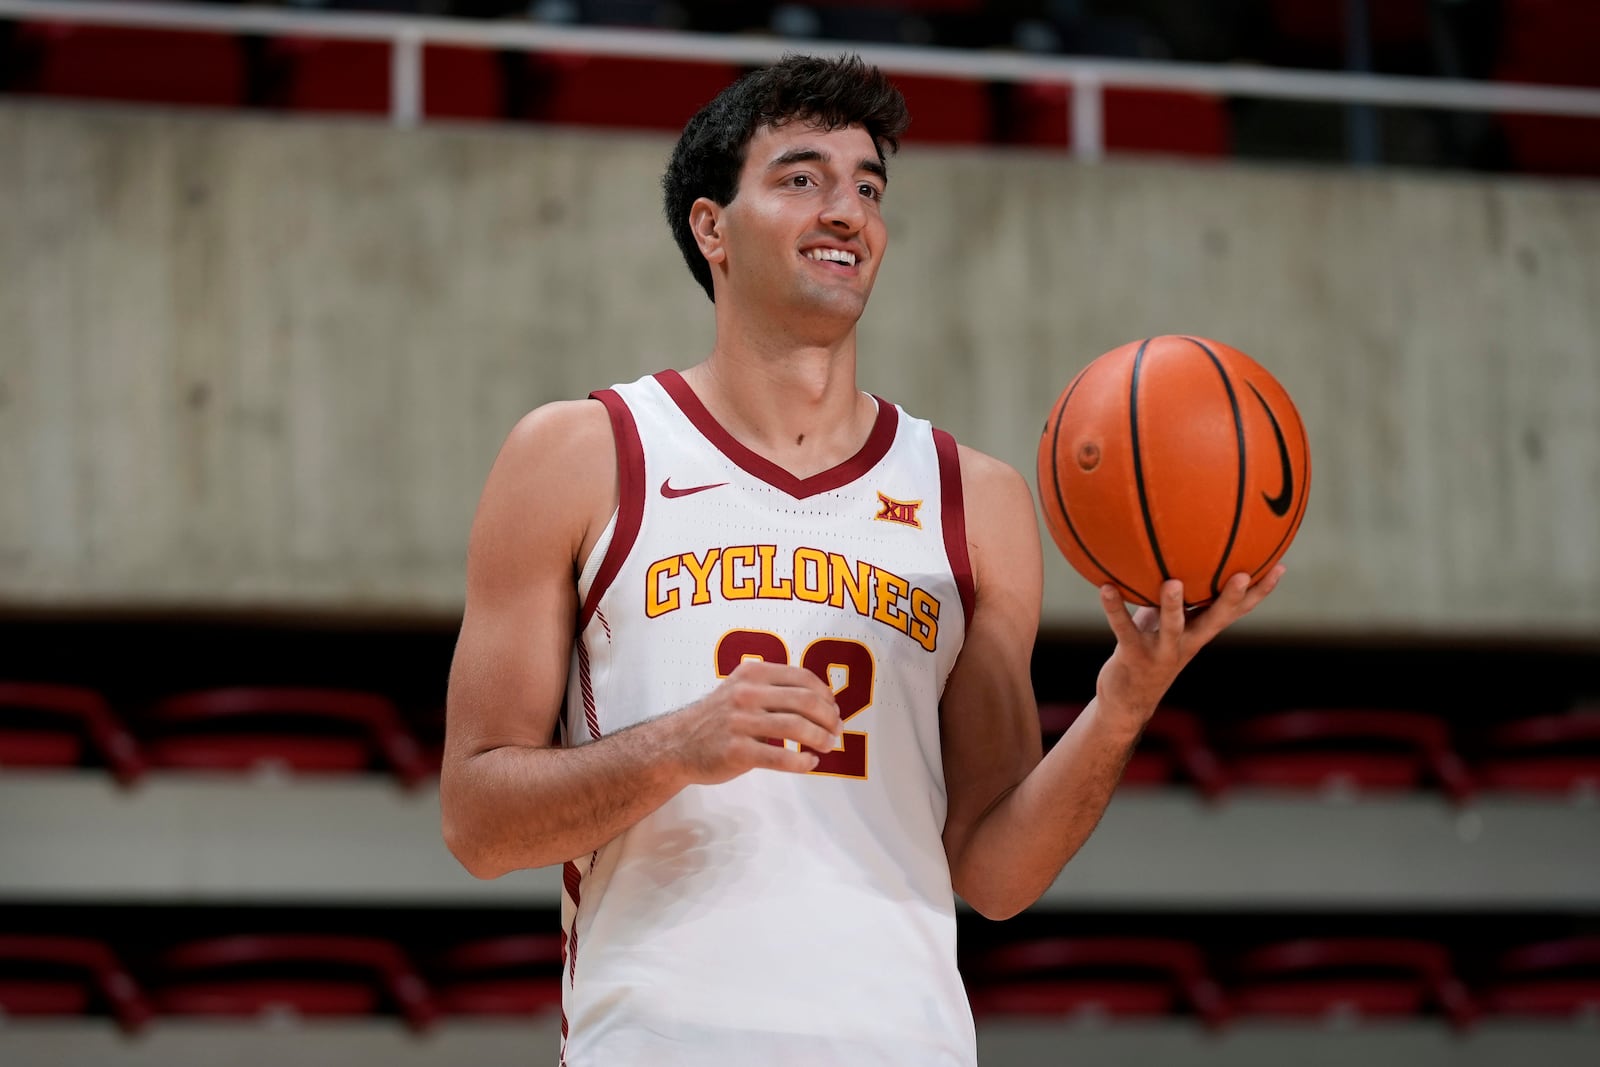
[646,545,942,652]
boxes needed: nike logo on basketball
[660,478,728,499]
[1250,382,1294,517]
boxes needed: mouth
[801,247,860,273]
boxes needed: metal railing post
[1072,74,1104,164]
[392,28,422,129]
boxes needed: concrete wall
[2,103,1598,636]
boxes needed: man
[441,54,1282,1065]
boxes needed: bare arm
[440,401,840,880]
[939,446,1283,919]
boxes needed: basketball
[1037,335,1311,609]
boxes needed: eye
[858,183,883,201]
[789,174,814,188]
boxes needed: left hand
[1093,565,1286,731]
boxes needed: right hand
[670,659,843,785]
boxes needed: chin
[796,288,869,323]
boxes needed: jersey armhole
[933,428,976,631]
[579,389,646,630]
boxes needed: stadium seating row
[2,681,1596,801]
[4,5,1598,173]
[0,22,1234,155]
[1041,702,1600,803]
[4,930,1596,1034]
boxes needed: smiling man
[440,54,1282,1066]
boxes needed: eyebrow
[767,147,889,185]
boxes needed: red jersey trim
[654,368,899,500]
[933,428,975,631]
[580,389,646,630]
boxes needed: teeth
[806,248,857,266]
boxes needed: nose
[821,182,866,233]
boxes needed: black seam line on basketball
[1249,380,1295,517]
[1182,337,1246,603]
[1129,338,1174,596]
[1049,364,1155,608]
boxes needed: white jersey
[558,369,977,1067]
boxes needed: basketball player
[441,55,1282,1066]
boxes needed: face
[694,120,890,328]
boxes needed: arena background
[1,1,1597,1064]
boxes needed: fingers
[1189,566,1287,642]
[1105,566,1285,648]
[1213,566,1284,615]
[1156,580,1185,643]
[1102,581,1187,644]
[728,658,837,701]
[745,739,821,775]
[1246,564,1287,604]
[723,660,841,729]
[1221,565,1285,624]
[713,664,843,776]
[754,710,841,755]
[1099,584,1140,643]
[730,677,841,733]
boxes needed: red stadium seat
[1042,702,1171,784]
[0,935,151,1033]
[1037,703,1226,797]
[1493,0,1600,176]
[1494,112,1600,178]
[797,0,983,10]
[969,937,1226,1027]
[1137,705,1227,798]
[1265,0,1432,49]
[264,37,505,120]
[522,54,744,132]
[151,934,436,1032]
[0,682,145,785]
[141,687,428,788]
[894,75,994,145]
[1006,84,1231,158]
[1036,703,1085,747]
[1496,0,1600,82]
[1223,708,1474,802]
[1472,708,1600,797]
[414,703,448,775]
[9,21,246,108]
[1479,937,1600,1018]
[1227,938,1475,1028]
[433,934,565,1017]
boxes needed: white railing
[4,0,1600,161]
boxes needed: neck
[681,316,873,480]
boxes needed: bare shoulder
[501,398,614,463]
[952,443,1042,604]
[954,444,1035,531]
[954,443,1027,494]
[469,399,619,584]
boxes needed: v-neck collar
[654,369,899,501]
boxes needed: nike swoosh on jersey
[660,478,729,499]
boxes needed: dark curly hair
[661,54,911,303]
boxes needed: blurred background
[1,0,1598,1064]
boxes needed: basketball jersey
[558,369,977,1067]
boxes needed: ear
[689,197,726,266]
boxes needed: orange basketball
[1037,335,1311,609]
